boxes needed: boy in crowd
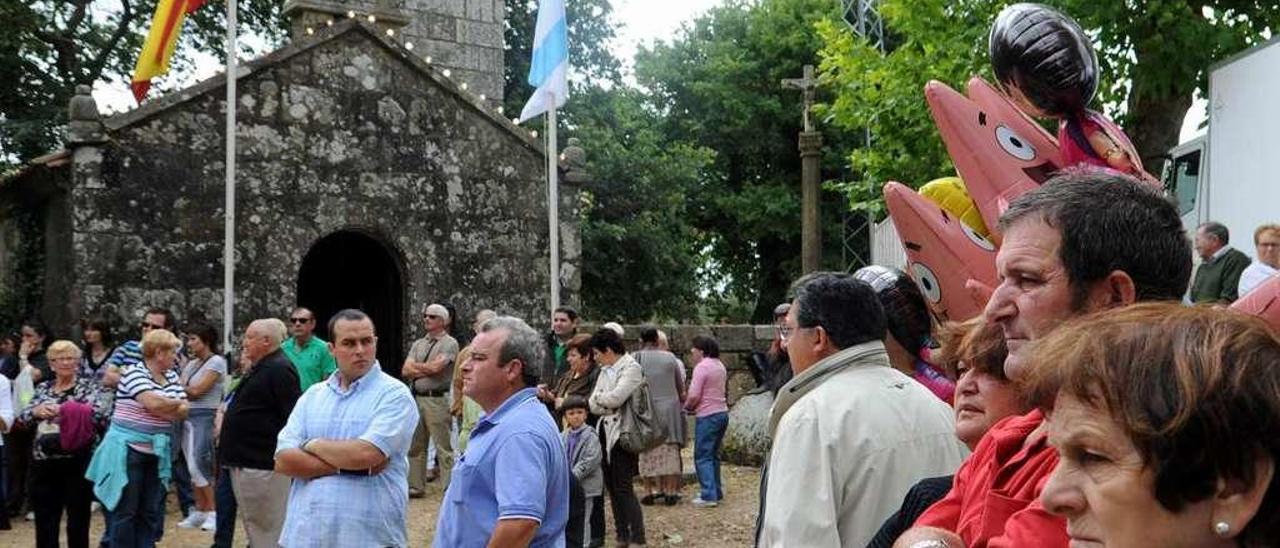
[561,396,603,547]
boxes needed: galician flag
[518,0,569,123]
[131,0,207,103]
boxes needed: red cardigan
[913,409,1068,547]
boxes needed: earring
[1213,521,1231,537]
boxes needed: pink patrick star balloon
[924,78,1064,243]
[1231,274,1280,332]
[884,181,999,322]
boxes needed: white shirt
[0,375,12,446]
[1238,261,1278,297]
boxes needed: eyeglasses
[289,317,311,324]
[777,324,816,342]
[140,322,164,330]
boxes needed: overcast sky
[92,0,1203,142]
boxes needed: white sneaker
[690,497,719,508]
[91,501,102,514]
[200,512,217,531]
[177,511,207,529]
[24,512,34,521]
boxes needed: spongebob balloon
[918,177,990,240]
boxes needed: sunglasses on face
[289,317,312,324]
[140,322,164,330]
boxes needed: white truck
[1164,36,1280,253]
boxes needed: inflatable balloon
[925,79,1063,240]
[852,265,934,354]
[884,181,998,322]
[989,3,1159,184]
[918,176,990,239]
[989,3,1097,118]
[1231,274,1280,332]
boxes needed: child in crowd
[560,396,603,547]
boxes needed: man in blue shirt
[434,316,570,547]
[273,308,417,547]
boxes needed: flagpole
[546,98,561,314]
[222,0,237,351]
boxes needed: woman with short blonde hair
[19,339,110,548]
[86,329,188,546]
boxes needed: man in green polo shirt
[282,307,337,390]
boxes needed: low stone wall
[584,323,775,407]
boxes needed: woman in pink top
[683,335,728,508]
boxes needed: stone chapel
[0,0,584,370]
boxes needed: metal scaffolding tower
[839,0,885,271]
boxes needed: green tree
[571,87,714,322]
[635,0,855,321]
[0,0,285,169]
[819,0,1280,210]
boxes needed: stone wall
[53,22,558,358]
[584,323,777,408]
[285,0,505,102]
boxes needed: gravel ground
[1,460,761,547]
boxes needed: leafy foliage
[0,0,285,169]
[818,0,1280,213]
[634,0,856,321]
[572,87,714,322]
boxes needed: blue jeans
[211,466,237,548]
[694,412,728,501]
[108,449,163,548]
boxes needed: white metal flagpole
[222,0,238,351]
[546,99,560,313]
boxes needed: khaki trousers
[230,467,290,548]
[408,394,454,490]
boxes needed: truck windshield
[1168,150,1201,217]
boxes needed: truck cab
[1162,135,1206,233]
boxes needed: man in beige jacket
[756,272,967,547]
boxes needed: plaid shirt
[275,362,417,547]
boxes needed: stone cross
[781,64,819,132]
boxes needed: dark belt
[414,388,448,397]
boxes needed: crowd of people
[756,169,1280,548]
[0,298,734,547]
[3,170,1280,547]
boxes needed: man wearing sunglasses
[281,308,336,391]
[403,303,460,497]
[105,307,177,388]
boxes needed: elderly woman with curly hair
[1027,303,1280,547]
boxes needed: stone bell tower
[283,0,505,101]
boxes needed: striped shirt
[112,363,185,452]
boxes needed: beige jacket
[588,353,643,455]
[757,341,968,547]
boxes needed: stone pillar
[799,131,823,274]
[558,138,587,308]
[61,85,109,336]
[282,0,410,41]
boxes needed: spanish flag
[131,0,207,103]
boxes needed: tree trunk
[1124,72,1194,178]
[752,237,797,323]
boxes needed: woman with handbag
[17,340,111,548]
[588,328,648,547]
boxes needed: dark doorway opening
[297,230,405,378]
